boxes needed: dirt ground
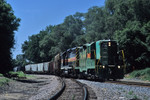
[0,75,61,100]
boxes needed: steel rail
[74,79,88,100]
[106,80,150,87]
[49,78,66,100]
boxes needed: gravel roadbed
[78,79,150,100]
[0,75,61,100]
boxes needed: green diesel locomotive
[75,40,124,80]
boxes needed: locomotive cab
[61,48,77,77]
[96,40,124,80]
[61,51,70,76]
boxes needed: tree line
[1,0,150,74]
[0,0,20,74]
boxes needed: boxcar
[43,62,50,74]
[30,64,38,73]
[49,61,54,74]
[54,54,61,75]
[37,63,44,73]
[13,66,22,72]
[25,65,31,73]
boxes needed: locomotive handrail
[121,50,126,73]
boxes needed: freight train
[25,40,124,81]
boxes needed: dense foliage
[22,13,85,63]
[0,0,20,74]
[21,0,150,72]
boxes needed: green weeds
[8,71,26,78]
[126,68,150,81]
[128,91,133,95]
[126,91,140,100]
[0,77,10,86]
[72,95,75,100]
[0,73,4,77]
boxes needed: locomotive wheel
[99,78,105,82]
[78,74,82,79]
[91,75,95,81]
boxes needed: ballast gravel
[78,79,150,100]
[0,75,61,100]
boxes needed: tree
[62,12,85,47]
[22,31,47,63]
[13,54,28,67]
[22,13,85,63]
[114,20,150,71]
[105,0,150,37]
[84,6,106,42]
[0,0,20,74]
[105,0,150,71]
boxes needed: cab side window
[91,43,96,59]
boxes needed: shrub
[0,73,3,77]
[8,71,26,78]
[129,68,150,81]
[0,78,10,86]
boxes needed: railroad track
[106,80,150,87]
[49,78,88,100]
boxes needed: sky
[6,0,105,59]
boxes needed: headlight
[108,42,111,46]
[103,66,105,68]
[118,66,121,69]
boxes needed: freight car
[54,53,61,75]
[13,66,22,72]
[25,62,51,74]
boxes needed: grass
[125,68,150,81]
[8,71,27,79]
[0,73,10,86]
[0,73,4,77]
[0,71,30,86]
[8,71,33,79]
[72,95,75,100]
[0,78,9,86]
[133,95,138,100]
[126,91,140,100]
[128,91,133,95]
